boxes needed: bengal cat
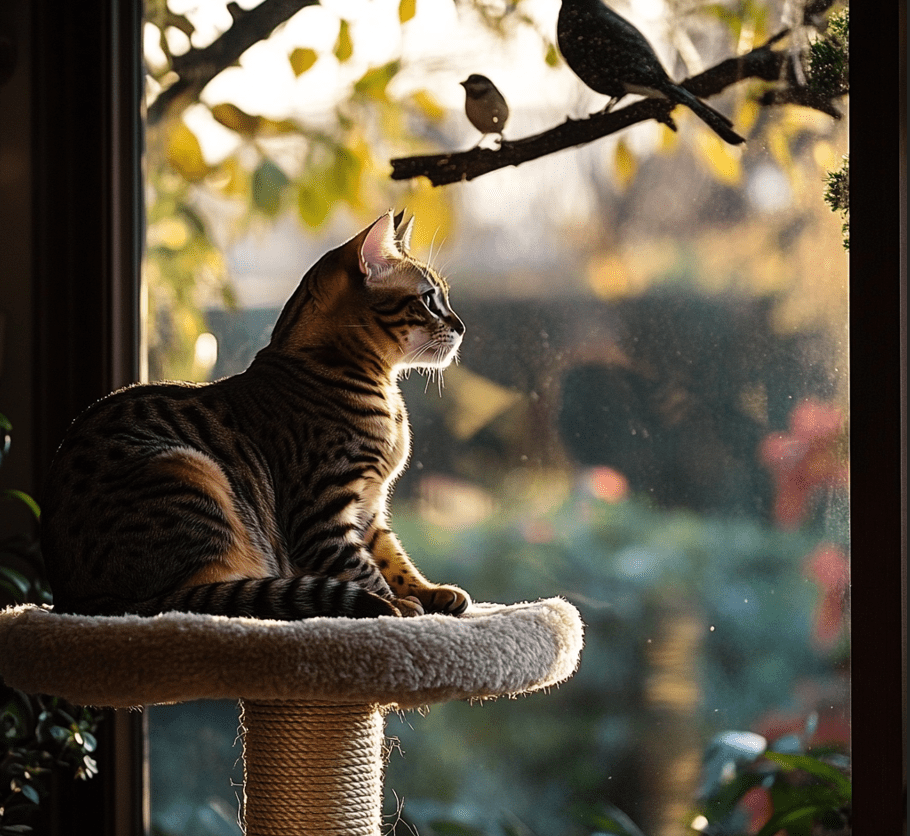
[41,211,471,620]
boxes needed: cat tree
[0,599,583,835]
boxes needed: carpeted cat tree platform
[0,599,583,835]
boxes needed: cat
[40,211,471,620]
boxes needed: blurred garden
[143,0,851,832]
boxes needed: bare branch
[390,30,840,187]
[148,0,318,125]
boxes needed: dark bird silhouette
[460,74,510,146]
[557,0,745,145]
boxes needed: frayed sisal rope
[0,599,584,835]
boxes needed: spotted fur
[41,212,471,620]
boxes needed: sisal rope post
[240,700,385,836]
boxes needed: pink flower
[804,544,849,649]
[760,400,848,529]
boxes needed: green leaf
[334,20,353,63]
[755,804,819,836]
[763,752,852,800]
[297,181,333,228]
[252,159,290,216]
[289,47,318,77]
[3,489,40,519]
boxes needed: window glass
[144,1,849,833]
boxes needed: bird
[556,0,745,145]
[460,74,510,147]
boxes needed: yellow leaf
[399,184,452,254]
[658,121,679,153]
[210,102,259,136]
[410,89,446,122]
[544,43,561,68]
[166,121,209,182]
[290,47,318,77]
[399,0,417,24]
[735,97,760,136]
[298,180,333,227]
[354,61,400,102]
[695,131,742,186]
[334,20,353,63]
[613,138,637,189]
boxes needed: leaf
[334,20,353,63]
[20,783,40,805]
[763,752,852,799]
[544,42,560,67]
[2,490,40,520]
[695,130,742,186]
[252,159,290,216]
[166,121,209,182]
[399,0,417,24]
[613,139,637,189]
[210,102,259,136]
[354,61,400,103]
[410,90,446,122]
[289,47,318,77]
[297,181,333,227]
[755,805,819,836]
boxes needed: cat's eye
[422,289,444,318]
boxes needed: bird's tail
[664,83,746,145]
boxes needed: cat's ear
[358,211,401,283]
[394,212,415,253]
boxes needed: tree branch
[148,0,318,125]
[389,30,825,187]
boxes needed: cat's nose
[451,315,466,336]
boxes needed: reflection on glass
[143,1,849,834]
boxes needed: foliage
[807,7,848,251]
[0,693,101,835]
[822,156,848,251]
[806,8,849,99]
[694,720,850,836]
[0,413,104,834]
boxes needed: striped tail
[59,576,401,620]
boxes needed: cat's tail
[56,576,403,620]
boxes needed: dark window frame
[23,1,906,834]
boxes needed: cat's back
[40,377,270,602]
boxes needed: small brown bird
[460,74,510,146]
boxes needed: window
[139,3,869,834]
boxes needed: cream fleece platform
[0,598,584,836]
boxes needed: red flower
[760,400,848,529]
[804,543,850,649]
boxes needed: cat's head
[270,211,464,373]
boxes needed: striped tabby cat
[41,212,471,620]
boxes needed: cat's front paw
[392,596,425,617]
[419,585,471,616]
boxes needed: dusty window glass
[143,1,850,833]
